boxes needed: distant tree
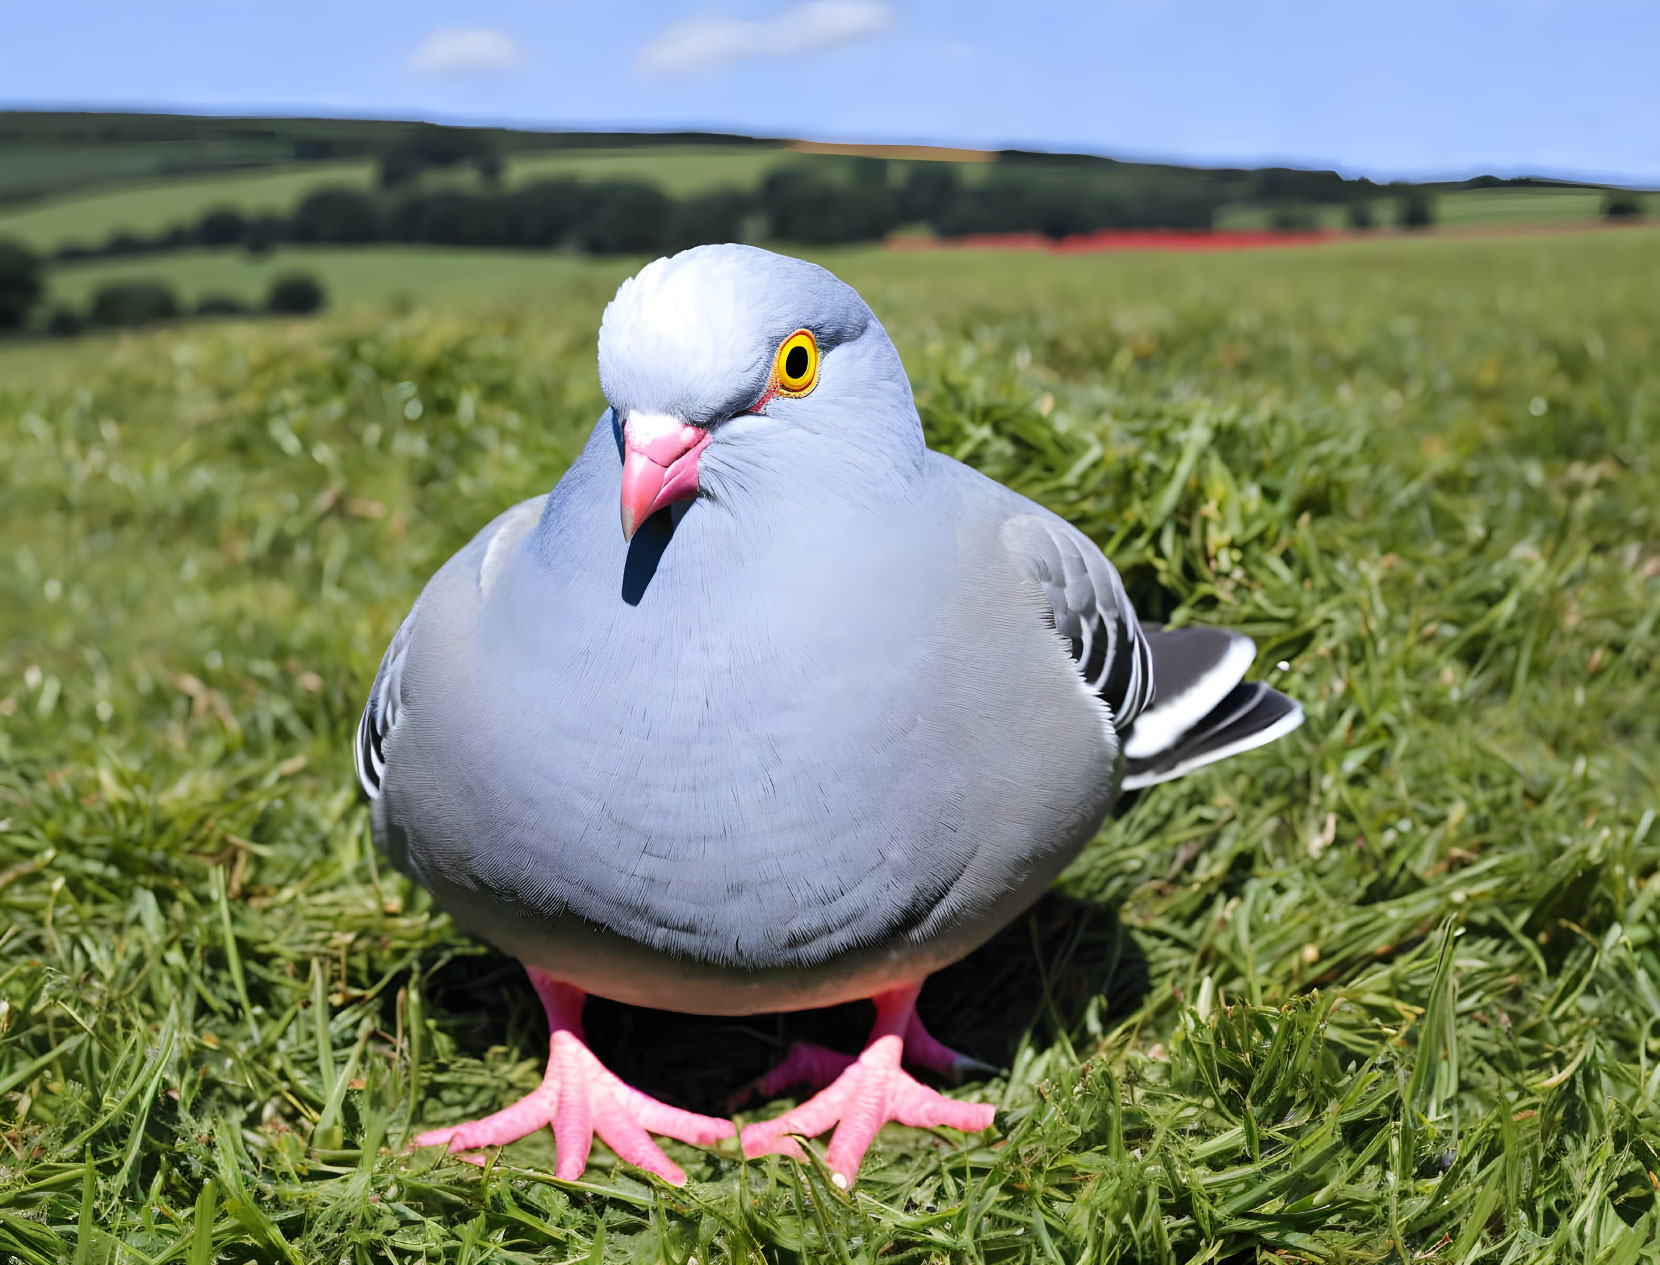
[105,230,145,256]
[1602,192,1646,219]
[509,179,593,247]
[1270,206,1319,233]
[244,215,286,255]
[897,163,961,223]
[474,151,505,186]
[266,271,326,315]
[378,149,424,189]
[89,280,181,326]
[195,293,249,316]
[379,125,499,189]
[762,168,895,244]
[1346,200,1376,230]
[196,206,248,246]
[405,124,496,168]
[660,190,754,253]
[391,190,514,246]
[849,156,889,189]
[290,187,382,242]
[0,237,44,331]
[46,307,84,337]
[293,137,336,161]
[1397,190,1435,229]
[571,182,673,254]
[932,179,1028,236]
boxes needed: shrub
[897,163,961,223]
[509,179,593,248]
[46,307,84,337]
[245,215,286,255]
[89,280,181,327]
[1270,206,1319,233]
[290,188,382,243]
[571,182,672,254]
[390,191,512,247]
[0,237,44,331]
[762,169,895,245]
[195,293,249,316]
[1397,190,1435,229]
[1346,200,1376,230]
[659,190,753,253]
[266,272,326,315]
[197,207,248,247]
[1602,193,1646,219]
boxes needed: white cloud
[408,27,527,77]
[637,1,894,78]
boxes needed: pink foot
[739,1009,993,1107]
[740,986,997,1187]
[413,969,734,1185]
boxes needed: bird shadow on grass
[415,894,1149,1118]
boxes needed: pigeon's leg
[413,967,734,1185]
[740,984,997,1187]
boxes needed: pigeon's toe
[412,973,734,1185]
[741,1030,995,1187]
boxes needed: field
[3,227,1660,1262]
[1214,187,1612,232]
[0,145,806,255]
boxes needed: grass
[3,227,1660,1262]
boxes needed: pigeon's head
[598,243,922,540]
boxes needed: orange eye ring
[773,330,819,396]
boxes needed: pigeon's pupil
[785,345,810,381]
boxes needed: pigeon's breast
[382,487,1114,1010]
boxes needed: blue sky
[3,1,1654,184]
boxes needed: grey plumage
[355,244,1302,1017]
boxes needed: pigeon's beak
[620,413,711,541]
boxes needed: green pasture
[1215,186,1613,232]
[3,228,1660,1262]
[37,245,621,313]
[0,145,808,255]
[0,161,377,252]
[3,132,1634,262]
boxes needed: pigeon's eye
[773,330,819,397]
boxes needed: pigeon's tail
[1119,625,1302,790]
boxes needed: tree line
[43,157,1455,267]
[0,237,326,337]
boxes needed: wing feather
[1004,514,1153,729]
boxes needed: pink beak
[620,414,712,541]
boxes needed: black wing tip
[1122,682,1303,790]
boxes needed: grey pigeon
[356,244,1303,1186]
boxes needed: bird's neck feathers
[701,325,926,514]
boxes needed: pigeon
[356,243,1303,1187]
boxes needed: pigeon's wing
[354,609,415,799]
[1119,624,1303,789]
[353,495,546,803]
[998,503,1302,790]
[1001,512,1156,730]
